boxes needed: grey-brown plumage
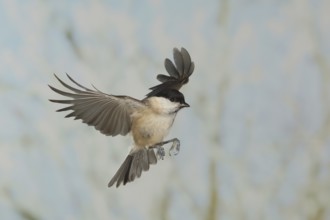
[146,47,194,97]
[108,148,157,187]
[49,47,194,187]
[49,74,145,136]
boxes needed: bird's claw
[169,138,180,156]
[155,145,165,160]
[151,138,181,159]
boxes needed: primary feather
[146,47,194,97]
[49,74,145,136]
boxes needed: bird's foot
[150,138,181,159]
[169,138,180,156]
[155,144,165,160]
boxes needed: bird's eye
[170,97,175,102]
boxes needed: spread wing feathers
[49,74,145,136]
[146,47,194,97]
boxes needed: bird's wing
[146,47,195,97]
[49,74,145,136]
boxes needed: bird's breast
[131,111,176,148]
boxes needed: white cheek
[149,97,179,114]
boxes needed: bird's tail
[108,148,157,187]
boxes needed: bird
[48,47,195,187]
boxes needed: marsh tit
[49,47,194,187]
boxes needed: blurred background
[1,0,330,219]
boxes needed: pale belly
[131,113,176,148]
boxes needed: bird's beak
[180,102,190,108]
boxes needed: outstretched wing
[49,74,145,136]
[146,47,195,97]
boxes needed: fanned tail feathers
[108,148,157,187]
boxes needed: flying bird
[49,47,194,187]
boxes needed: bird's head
[147,89,189,114]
